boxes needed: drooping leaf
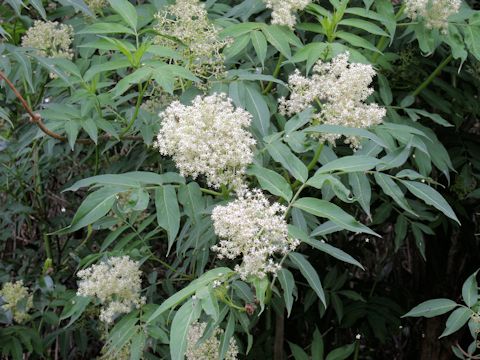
[439,307,472,338]
[462,271,479,308]
[289,252,326,306]
[404,299,458,318]
[247,165,293,201]
[400,180,460,224]
[278,268,295,317]
[293,197,378,236]
[155,185,180,254]
[170,300,201,360]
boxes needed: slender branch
[200,187,223,197]
[263,54,284,95]
[411,54,453,97]
[0,70,143,143]
[291,142,324,190]
[120,81,147,137]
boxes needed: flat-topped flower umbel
[265,0,310,29]
[280,52,386,148]
[405,0,462,32]
[212,188,299,280]
[154,0,231,82]
[155,93,255,189]
[22,20,74,60]
[186,322,238,360]
[77,256,145,324]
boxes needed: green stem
[411,54,453,97]
[353,340,360,360]
[200,187,223,197]
[94,145,99,176]
[120,82,146,137]
[43,234,52,262]
[220,184,230,199]
[372,4,405,63]
[263,54,284,95]
[291,143,324,190]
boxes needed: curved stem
[291,142,324,190]
[411,54,453,97]
[0,70,143,143]
[200,188,223,197]
[263,54,284,95]
[120,82,146,137]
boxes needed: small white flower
[265,0,310,29]
[186,322,238,360]
[405,0,461,32]
[76,256,145,324]
[153,0,231,82]
[0,281,33,324]
[22,21,74,60]
[211,188,298,280]
[279,52,386,148]
[155,93,255,189]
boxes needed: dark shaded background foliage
[1,0,480,359]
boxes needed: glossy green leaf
[278,268,295,317]
[247,164,293,201]
[293,197,378,236]
[170,300,201,360]
[440,307,472,338]
[315,155,381,174]
[348,172,371,217]
[244,83,270,137]
[325,343,355,360]
[108,0,138,30]
[68,186,123,232]
[374,173,417,216]
[289,225,364,269]
[462,271,479,308]
[266,141,308,183]
[250,30,267,66]
[400,180,460,223]
[289,252,326,306]
[148,268,233,323]
[155,185,180,254]
[404,299,458,318]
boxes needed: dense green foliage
[1,0,480,359]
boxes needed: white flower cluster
[279,52,386,148]
[211,189,299,280]
[76,256,145,324]
[85,0,107,14]
[154,0,231,82]
[186,321,238,360]
[405,0,461,32]
[0,280,33,323]
[265,0,310,29]
[155,93,255,189]
[21,20,74,60]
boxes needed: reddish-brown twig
[0,70,143,143]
